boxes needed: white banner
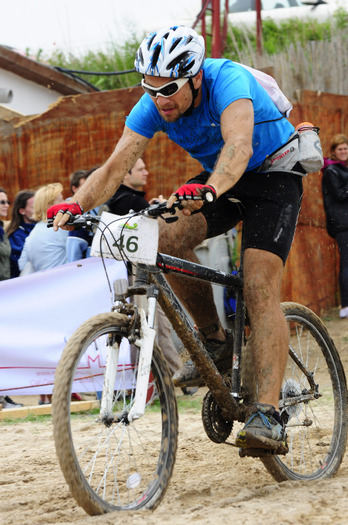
[0,257,128,396]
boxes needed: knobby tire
[52,312,178,515]
[261,302,348,481]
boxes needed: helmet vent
[137,47,144,66]
[169,38,182,53]
[151,44,162,68]
[147,33,156,51]
[167,51,191,74]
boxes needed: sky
[0,0,202,56]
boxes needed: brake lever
[162,216,178,224]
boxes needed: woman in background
[19,183,68,274]
[0,187,24,408]
[322,133,348,319]
[0,187,11,281]
[18,183,69,405]
[6,189,36,277]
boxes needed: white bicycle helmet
[135,26,205,78]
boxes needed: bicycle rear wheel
[52,312,178,515]
[262,302,348,481]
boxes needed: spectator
[69,169,89,195]
[322,133,348,319]
[0,187,11,281]
[18,183,68,274]
[67,167,108,262]
[17,183,70,405]
[0,187,23,409]
[6,189,36,278]
[107,158,196,395]
[106,158,163,214]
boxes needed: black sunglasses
[0,200,10,205]
[141,78,189,98]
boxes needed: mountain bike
[49,202,348,516]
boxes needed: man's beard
[157,106,184,123]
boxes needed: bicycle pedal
[239,442,288,458]
[239,447,276,458]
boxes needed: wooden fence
[0,88,347,314]
[229,31,348,101]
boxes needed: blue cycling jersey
[126,58,295,173]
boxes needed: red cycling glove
[47,202,84,220]
[174,184,217,203]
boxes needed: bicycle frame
[127,253,247,421]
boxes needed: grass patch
[0,392,204,424]
[0,413,52,425]
[176,394,203,413]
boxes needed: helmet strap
[182,78,199,118]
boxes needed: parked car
[226,0,348,25]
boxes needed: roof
[0,45,96,95]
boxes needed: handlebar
[46,187,217,229]
[47,200,183,229]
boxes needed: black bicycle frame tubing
[156,252,246,396]
[156,253,244,289]
[150,270,239,418]
[138,254,246,414]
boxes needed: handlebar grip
[200,186,216,204]
[204,191,215,203]
[46,214,86,228]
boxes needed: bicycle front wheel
[262,302,348,481]
[52,312,178,515]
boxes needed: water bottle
[295,122,323,173]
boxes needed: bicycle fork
[100,277,158,422]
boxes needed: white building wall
[0,69,61,116]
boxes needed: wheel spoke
[52,313,178,514]
[261,303,347,481]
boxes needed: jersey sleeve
[125,94,163,138]
[206,61,254,123]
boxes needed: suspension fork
[100,274,158,421]
[127,281,158,421]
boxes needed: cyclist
[48,26,310,455]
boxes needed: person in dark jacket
[0,187,11,281]
[6,189,36,278]
[0,187,24,408]
[106,158,162,214]
[322,133,348,318]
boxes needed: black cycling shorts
[187,170,303,265]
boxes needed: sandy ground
[1,308,348,525]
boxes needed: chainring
[202,390,233,443]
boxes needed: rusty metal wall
[1,88,347,314]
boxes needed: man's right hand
[47,202,84,231]
[166,183,216,216]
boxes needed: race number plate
[91,211,159,265]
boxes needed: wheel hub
[281,378,303,419]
